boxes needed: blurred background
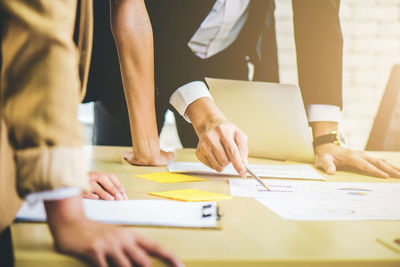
[79,0,400,151]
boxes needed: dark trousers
[0,227,14,267]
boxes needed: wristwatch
[313,131,346,148]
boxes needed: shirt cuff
[169,81,214,122]
[307,104,341,123]
[25,187,82,206]
[15,146,91,198]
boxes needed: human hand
[196,121,248,177]
[123,149,174,166]
[45,196,183,267]
[83,172,128,201]
[314,143,400,178]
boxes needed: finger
[363,156,400,178]
[220,134,246,177]
[83,192,100,200]
[204,135,230,168]
[162,151,175,162]
[97,175,124,200]
[89,250,107,267]
[348,155,389,178]
[196,149,212,170]
[197,141,223,172]
[107,174,128,200]
[123,151,131,161]
[382,159,400,173]
[153,151,175,166]
[123,151,135,165]
[109,248,132,267]
[315,153,336,175]
[92,182,115,201]
[124,244,151,267]
[137,236,183,267]
[234,131,249,161]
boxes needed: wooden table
[11,146,400,266]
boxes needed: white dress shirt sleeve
[169,81,214,122]
[25,187,82,205]
[307,104,341,123]
[170,83,341,124]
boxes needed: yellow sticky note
[136,172,206,183]
[148,189,232,202]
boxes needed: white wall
[275,0,400,149]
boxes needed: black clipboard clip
[201,204,222,220]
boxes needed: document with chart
[229,179,400,220]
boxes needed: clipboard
[15,199,221,229]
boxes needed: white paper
[168,161,325,180]
[257,198,400,221]
[229,178,400,221]
[16,199,218,228]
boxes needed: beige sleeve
[0,0,90,197]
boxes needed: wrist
[310,121,338,139]
[186,98,227,136]
[129,108,161,159]
[131,139,162,161]
[44,195,86,235]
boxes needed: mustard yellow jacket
[0,0,93,231]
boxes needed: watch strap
[313,132,339,148]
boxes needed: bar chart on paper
[229,179,400,220]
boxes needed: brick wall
[275,0,400,150]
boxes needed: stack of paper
[16,199,219,228]
[168,161,325,180]
[229,179,400,221]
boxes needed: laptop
[206,78,314,163]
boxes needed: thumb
[122,151,131,161]
[164,151,175,161]
[316,154,336,175]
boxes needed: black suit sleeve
[292,0,343,108]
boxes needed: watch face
[337,132,346,147]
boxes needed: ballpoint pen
[245,165,271,191]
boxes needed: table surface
[11,146,400,267]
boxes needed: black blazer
[146,0,343,109]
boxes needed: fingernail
[123,192,128,199]
[116,193,123,200]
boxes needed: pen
[245,165,271,191]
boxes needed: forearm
[45,195,86,236]
[109,0,160,157]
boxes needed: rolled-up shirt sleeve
[307,104,341,123]
[0,0,91,197]
[169,81,214,122]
